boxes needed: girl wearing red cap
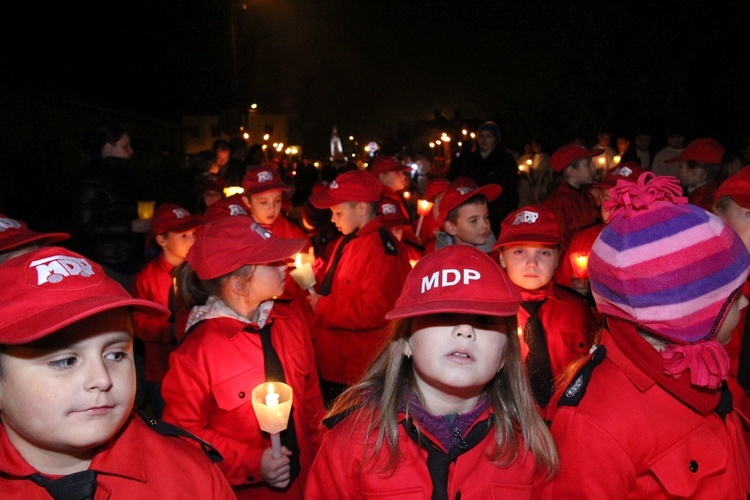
[306,245,558,498]
[161,217,325,499]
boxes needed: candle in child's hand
[290,253,317,294]
[252,382,293,459]
[570,252,589,279]
[265,383,280,407]
[416,199,433,217]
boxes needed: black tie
[30,470,97,500]
[737,301,750,395]
[317,231,357,296]
[243,324,300,485]
[166,267,178,343]
[521,300,555,407]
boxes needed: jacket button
[689,460,698,473]
[247,474,254,482]
[238,391,245,399]
[578,342,584,348]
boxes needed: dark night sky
[2,1,750,154]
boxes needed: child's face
[158,229,198,263]
[499,244,560,291]
[719,198,750,252]
[0,309,135,468]
[242,264,287,303]
[407,313,507,412]
[246,191,283,225]
[202,190,222,207]
[330,202,363,235]
[445,202,491,246]
[380,170,408,192]
[716,293,749,346]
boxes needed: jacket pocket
[212,368,263,412]
[648,426,728,497]
[560,328,590,354]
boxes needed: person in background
[0,247,234,498]
[306,245,559,498]
[590,128,616,177]
[548,172,750,497]
[0,212,69,264]
[651,127,686,178]
[667,137,727,211]
[130,203,201,418]
[430,180,501,253]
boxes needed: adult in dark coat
[448,121,519,236]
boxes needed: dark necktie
[737,301,750,394]
[243,323,301,485]
[166,266,178,343]
[317,231,357,296]
[521,300,555,407]
[29,470,97,500]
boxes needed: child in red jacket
[130,203,201,418]
[306,245,558,498]
[494,205,595,411]
[548,173,750,497]
[0,247,234,498]
[162,216,324,499]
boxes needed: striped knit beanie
[589,172,750,388]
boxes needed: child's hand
[261,446,292,489]
[306,293,319,313]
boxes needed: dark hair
[445,194,488,224]
[212,139,231,151]
[89,124,127,160]
[176,262,254,311]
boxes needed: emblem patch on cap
[513,211,539,225]
[30,255,94,285]
[456,187,473,195]
[0,218,22,232]
[330,180,339,190]
[229,204,248,216]
[615,166,632,177]
[257,171,273,183]
[173,208,190,219]
[381,203,397,215]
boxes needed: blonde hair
[327,315,559,478]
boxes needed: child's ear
[498,253,506,269]
[241,195,251,207]
[444,220,457,236]
[155,234,168,248]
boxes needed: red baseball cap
[186,216,306,280]
[369,156,410,177]
[151,203,202,235]
[433,183,502,226]
[379,199,411,229]
[423,178,451,201]
[0,214,69,252]
[665,137,725,164]
[385,245,521,320]
[0,247,169,344]
[550,144,604,172]
[308,170,383,208]
[199,175,226,194]
[202,194,250,223]
[494,205,562,248]
[717,164,750,208]
[242,166,290,195]
[593,162,648,189]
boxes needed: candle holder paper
[251,382,293,435]
[137,200,156,220]
[290,253,317,292]
[569,252,590,279]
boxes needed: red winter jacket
[0,414,235,499]
[542,182,600,255]
[312,217,411,385]
[162,304,325,499]
[306,409,548,499]
[548,324,750,498]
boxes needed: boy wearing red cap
[667,137,726,211]
[548,173,750,497]
[0,213,69,264]
[308,170,412,404]
[542,143,603,254]
[162,217,324,498]
[494,205,595,412]
[130,203,201,418]
[0,247,234,498]
[430,180,502,254]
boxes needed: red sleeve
[131,268,173,343]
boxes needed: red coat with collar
[542,182,600,254]
[312,216,411,385]
[727,278,750,453]
[131,254,176,382]
[0,413,235,499]
[517,285,596,382]
[306,409,548,499]
[547,328,750,498]
[162,304,325,499]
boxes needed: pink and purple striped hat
[589,173,749,345]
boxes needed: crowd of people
[1,121,750,498]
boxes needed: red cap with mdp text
[0,247,169,344]
[550,144,604,172]
[665,137,725,164]
[593,162,648,189]
[0,214,69,252]
[717,164,750,209]
[494,204,562,248]
[433,183,502,227]
[386,245,521,320]
[150,203,202,236]
[242,166,290,195]
[308,170,383,208]
[369,156,410,177]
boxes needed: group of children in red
[1,136,750,498]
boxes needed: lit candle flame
[417,199,434,217]
[265,383,280,407]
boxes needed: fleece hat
[433,183,502,227]
[242,166,290,195]
[150,203,201,236]
[589,172,749,387]
[477,121,502,144]
[494,205,562,248]
[369,156,410,177]
[550,144,604,172]
[187,216,305,280]
[386,245,521,320]
[0,247,169,344]
[665,137,725,164]
[202,194,250,223]
[308,170,383,209]
[593,162,648,189]
[0,214,69,252]
[716,164,750,208]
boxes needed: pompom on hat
[386,245,521,320]
[550,143,604,172]
[0,247,169,344]
[589,172,750,388]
